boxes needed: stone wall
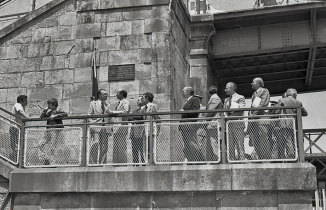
[0,0,190,116]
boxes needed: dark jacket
[40,109,68,128]
[274,96,308,116]
[181,96,200,119]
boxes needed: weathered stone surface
[6,88,27,103]
[27,43,50,58]
[77,12,95,25]
[98,66,108,82]
[94,10,123,23]
[141,48,153,63]
[31,28,47,43]
[74,67,92,83]
[109,80,140,97]
[122,6,170,20]
[0,74,20,88]
[76,23,101,39]
[71,97,91,114]
[75,38,93,53]
[73,53,92,68]
[27,85,63,101]
[0,89,7,103]
[49,40,76,55]
[0,46,23,59]
[65,83,92,99]
[46,26,74,41]
[108,49,141,65]
[132,20,145,34]
[58,12,77,26]
[40,56,65,70]
[120,34,152,50]
[144,18,170,33]
[21,72,44,87]
[45,69,74,85]
[135,63,152,79]
[22,58,42,72]
[153,32,170,47]
[106,21,132,36]
[97,36,120,51]
[99,52,108,66]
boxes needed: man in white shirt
[224,82,246,161]
[10,95,28,162]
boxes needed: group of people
[9,76,308,164]
[180,77,308,161]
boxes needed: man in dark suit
[274,88,308,158]
[179,86,200,161]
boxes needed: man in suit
[249,77,271,160]
[224,82,246,161]
[274,88,308,158]
[88,89,112,164]
[142,92,159,120]
[179,86,200,161]
[204,86,222,161]
[112,90,130,163]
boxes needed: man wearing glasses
[88,89,112,164]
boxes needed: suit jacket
[88,100,111,123]
[40,108,68,128]
[224,92,246,116]
[181,96,200,119]
[275,96,308,116]
[144,102,159,120]
[250,87,270,116]
[206,94,222,117]
[113,98,130,122]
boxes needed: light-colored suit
[88,100,111,123]
[206,94,222,117]
[250,87,270,116]
[143,102,159,120]
[224,93,246,117]
[113,98,130,122]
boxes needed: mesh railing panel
[87,124,149,166]
[154,121,220,164]
[0,116,20,165]
[24,127,82,167]
[226,118,297,163]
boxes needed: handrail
[23,106,301,122]
[0,106,23,121]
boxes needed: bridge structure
[0,0,325,209]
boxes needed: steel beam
[305,8,317,87]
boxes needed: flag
[91,49,98,101]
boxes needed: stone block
[21,72,44,87]
[106,21,132,36]
[31,28,47,43]
[6,88,27,103]
[190,66,207,78]
[132,20,145,34]
[49,40,76,55]
[46,26,74,41]
[98,66,108,82]
[71,97,91,114]
[74,67,92,83]
[153,47,170,62]
[100,23,106,37]
[144,18,170,33]
[0,89,7,103]
[40,56,65,70]
[0,46,22,59]
[77,0,98,11]
[141,48,153,63]
[135,63,152,79]
[97,0,170,10]
[76,23,101,39]
[122,6,170,20]
[94,10,123,23]
[108,49,141,65]
[45,69,74,85]
[41,193,91,209]
[73,53,92,68]
[27,43,50,58]
[109,80,140,97]
[58,12,77,26]
[77,12,95,24]
[153,32,170,47]
[23,58,42,72]
[75,38,93,53]
[0,74,20,88]
[99,52,108,67]
[120,34,152,50]
[36,16,58,28]
[27,85,63,101]
[97,36,120,51]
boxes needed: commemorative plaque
[108,64,135,81]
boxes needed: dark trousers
[206,128,219,161]
[275,127,295,159]
[131,137,145,163]
[248,122,271,159]
[179,124,198,161]
[90,128,109,164]
[9,127,19,162]
[113,126,128,163]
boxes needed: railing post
[18,122,25,168]
[296,107,305,162]
[81,119,87,167]
[149,115,154,165]
[196,0,200,14]
[220,114,227,164]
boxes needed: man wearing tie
[88,89,112,164]
[112,90,130,163]
[224,82,246,161]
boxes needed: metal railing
[0,106,305,168]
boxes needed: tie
[101,101,105,114]
[229,96,232,108]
